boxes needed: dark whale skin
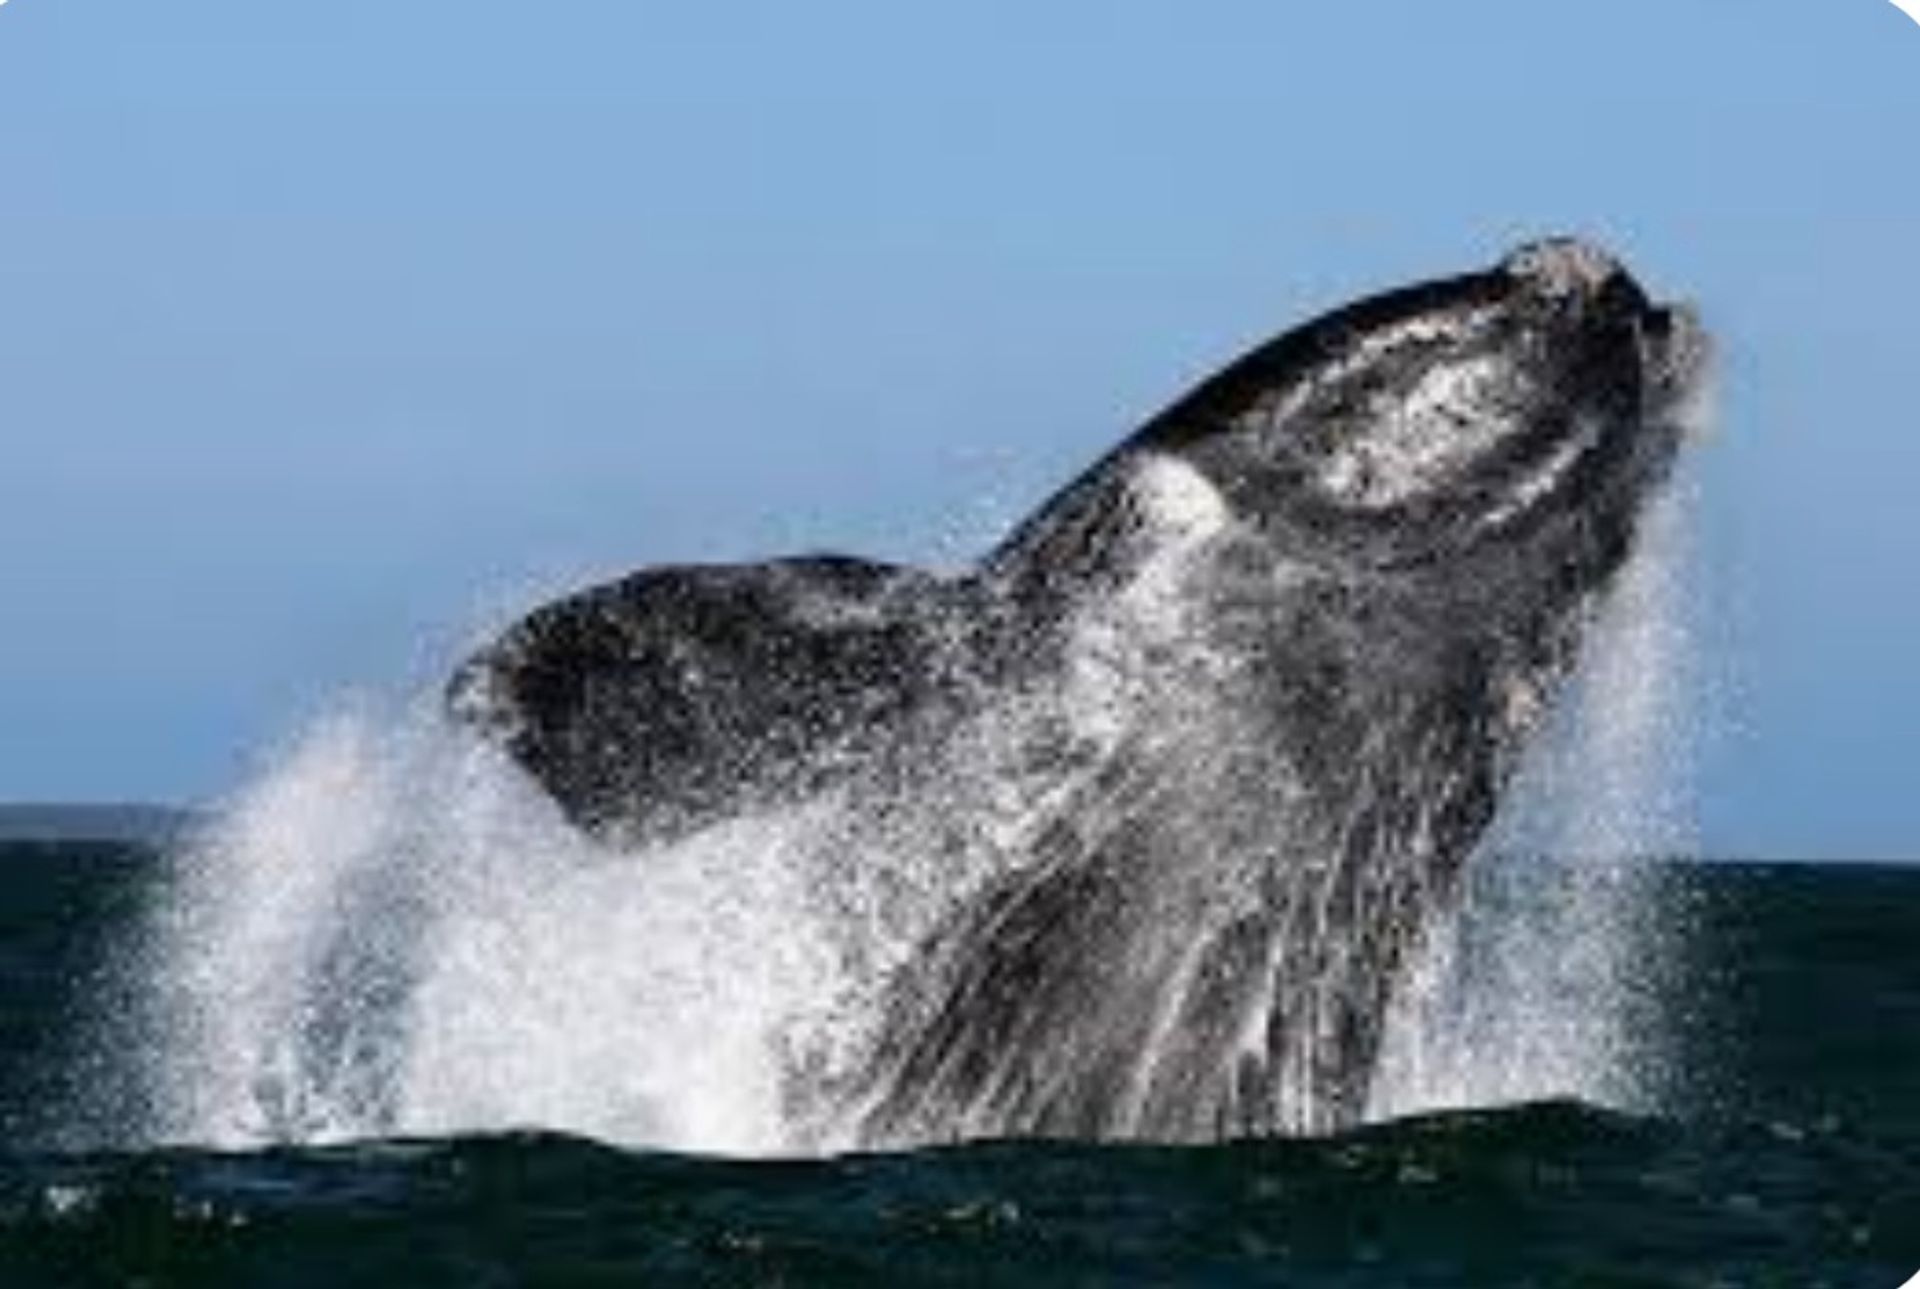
[449,239,1706,1141]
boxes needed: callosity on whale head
[449,238,1708,1144]
[1222,241,1698,549]
[992,237,1706,602]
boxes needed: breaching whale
[450,239,1706,1142]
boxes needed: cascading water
[1369,480,1700,1121]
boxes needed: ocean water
[1,840,1915,1287]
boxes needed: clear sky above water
[1,2,1916,860]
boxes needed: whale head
[1130,238,1707,595]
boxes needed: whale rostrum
[450,239,1707,1141]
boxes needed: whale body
[451,239,1706,1141]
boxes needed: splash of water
[1369,483,1699,1120]
[99,466,1232,1154]
[91,466,1700,1157]
[110,713,871,1154]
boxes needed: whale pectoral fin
[449,555,955,839]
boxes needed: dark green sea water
[1,843,1915,1287]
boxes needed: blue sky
[1,1,1917,859]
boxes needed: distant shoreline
[0,803,197,847]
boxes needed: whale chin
[451,239,1703,1141]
